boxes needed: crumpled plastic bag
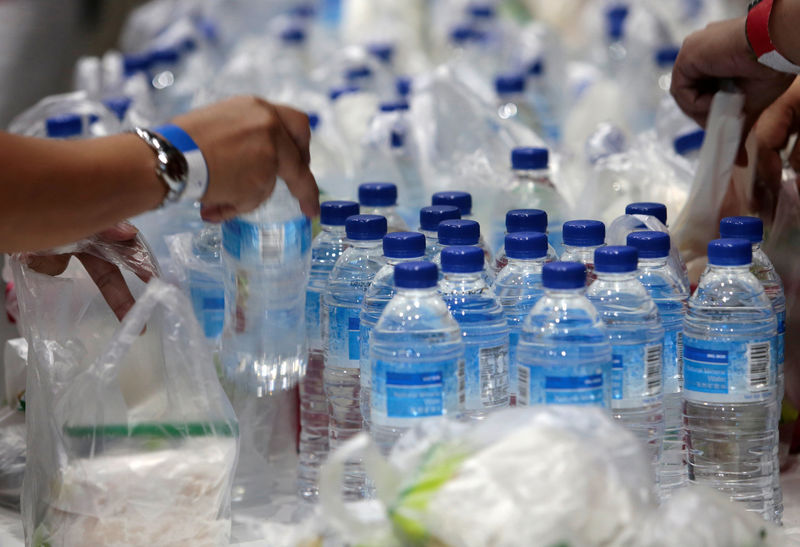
[12,236,239,546]
[318,407,782,547]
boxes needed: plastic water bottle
[369,261,464,455]
[603,4,629,75]
[188,226,225,343]
[221,179,311,394]
[323,214,387,499]
[419,205,461,259]
[516,262,612,407]
[525,58,562,143]
[439,246,510,419]
[432,191,492,260]
[683,238,778,521]
[673,129,705,163]
[387,103,426,219]
[491,209,557,276]
[502,148,569,254]
[358,182,409,232]
[360,232,427,427]
[493,232,548,406]
[720,216,786,522]
[587,246,665,473]
[560,220,606,282]
[299,200,359,501]
[626,231,688,498]
[434,219,493,284]
[494,73,541,133]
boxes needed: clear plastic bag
[319,407,782,546]
[12,237,238,546]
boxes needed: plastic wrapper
[12,235,238,546]
[0,407,25,510]
[7,91,121,138]
[318,407,782,546]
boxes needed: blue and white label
[327,305,361,367]
[662,328,683,394]
[611,343,662,408]
[517,363,610,407]
[222,217,311,264]
[189,284,224,340]
[463,343,509,410]
[683,336,775,403]
[305,290,321,347]
[372,358,463,425]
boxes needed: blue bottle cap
[511,147,549,170]
[626,231,670,259]
[320,200,359,226]
[654,46,680,67]
[379,102,399,113]
[449,25,477,44]
[432,191,472,215]
[307,111,320,131]
[280,27,306,43]
[626,202,667,225]
[149,47,180,65]
[468,3,495,18]
[396,76,412,97]
[594,245,638,273]
[383,231,426,258]
[506,209,548,233]
[182,38,197,52]
[528,58,544,76]
[345,65,372,81]
[394,100,410,111]
[395,261,438,289]
[719,216,763,244]
[606,4,629,41]
[359,182,398,207]
[390,129,405,148]
[346,214,387,240]
[441,245,485,273]
[562,220,605,246]
[495,73,526,94]
[329,85,360,101]
[673,129,705,156]
[505,232,548,259]
[708,238,752,266]
[542,262,586,289]
[45,114,82,138]
[103,96,132,121]
[367,42,394,63]
[123,53,151,77]
[438,219,480,246]
[420,205,461,231]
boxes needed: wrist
[769,0,800,65]
[748,0,800,73]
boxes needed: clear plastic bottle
[439,246,510,419]
[560,220,606,282]
[516,261,612,407]
[387,102,426,220]
[188,226,225,343]
[369,261,464,455]
[434,219,494,284]
[603,4,629,76]
[221,179,311,394]
[491,209,557,276]
[720,216,786,522]
[683,238,778,521]
[493,232,548,406]
[323,214,387,499]
[587,246,665,474]
[432,191,492,260]
[299,200,359,501]
[360,232,427,427]
[419,205,461,259]
[627,231,688,499]
[501,148,570,254]
[494,73,541,133]
[358,182,409,232]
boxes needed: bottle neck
[321,224,346,235]
[347,238,383,250]
[563,243,602,253]
[420,229,438,239]
[385,255,424,265]
[594,270,637,282]
[442,271,484,285]
[638,256,668,270]
[506,256,546,266]
[544,287,586,297]
[397,286,438,297]
[707,263,751,274]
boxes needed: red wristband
[746,0,800,73]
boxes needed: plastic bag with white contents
[13,243,238,547]
[319,407,782,547]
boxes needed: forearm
[0,132,165,253]
[770,0,800,64]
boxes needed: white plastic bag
[13,239,238,546]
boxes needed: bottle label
[517,363,609,407]
[611,343,662,408]
[327,305,361,367]
[508,331,520,396]
[222,217,311,263]
[462,343,509,409]
[661,328,683,395]
[305,290,321,347]
[683,336,775,403]
[777,310,786,371]
[189,284,224,340]
[372,358,463,425]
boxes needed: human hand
[171,96,320,222]
[671,17,794,138]
[24,222,156,321]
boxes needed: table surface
[3,466,800,546]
